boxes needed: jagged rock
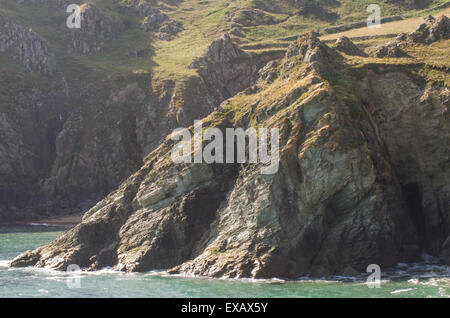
[258,60,279,84]
[440,237,450,265]
[358,72,450,255]
[3,2,450,279]
[140,9,168,31]
[370,15,449,58]
[282,32,335,74]
[341,267,360,277]
[427,15,450,42]
[188,33,281,105]
[0,15,56,75]
[0,72,68,221]
[189,33,248,68]
[334,36,365,56]
[69,3,120,54]
[14,33,450,279]
[395,32,408,42]
[158,19,183,35]
[371,41,405,58]
[407,15,449,44]
[138,4,182,39]
[424,15,435,24]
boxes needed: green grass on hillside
[0,0,449,81]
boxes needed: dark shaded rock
[440,237,450,265]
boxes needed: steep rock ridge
[189,33,284,106]
[369,15,449,57]
[334,36,365,56]
[0,18,280,221]
[0,14,56,75]
[0,71,69,220]
[406,14,449,44]
[69,3,124,54]
[124,0,182,40]
[13,32,449,277]
[40,35,280,212]
[357,73,449,255]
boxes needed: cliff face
[0,14,56,75]
[11,26,449,277]
[0,5,274,220]
[1,1,449,277]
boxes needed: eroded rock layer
[11,31,449,278]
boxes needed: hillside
[8,11,450,278]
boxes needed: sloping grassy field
[0,0,449,80]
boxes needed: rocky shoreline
[10,16,450,278]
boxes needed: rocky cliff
[0,1,278,221]
[11,20,450,277]
[1,0,449,278]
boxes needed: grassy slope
[0,0,448,81]
[322,7,450,41]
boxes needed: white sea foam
[391,288,416,294]
[0,260,10,268]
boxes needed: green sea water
[0,225,449,298]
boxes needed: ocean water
[0,225,449,298]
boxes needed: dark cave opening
[401,183,431,253]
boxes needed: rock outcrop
[334,36,365,56]
[126,0,183,40]
[11,33,448,279]
[369,15,449,58]
[0,30,279,222]
[440,236,450,265]
[188,33,283,106]
[406,15,449,44]
[69,3,122,54]
[0,15,56,75]
[0,71,69,220]
[370,40,406,58]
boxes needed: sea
[0,225,449,298]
